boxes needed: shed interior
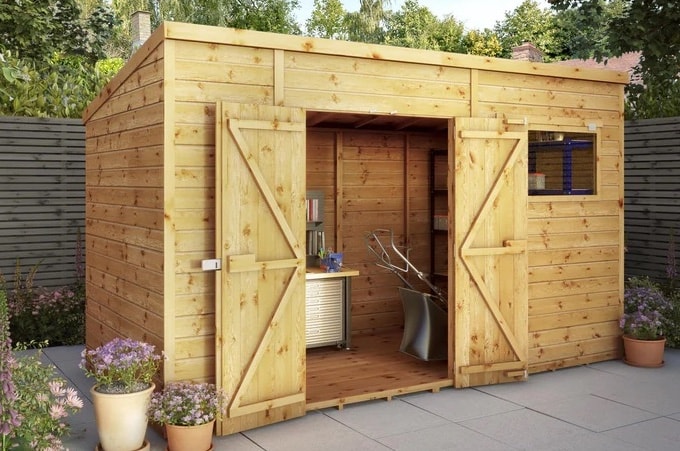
[303,111,451,408]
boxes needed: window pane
[528,131,595,195]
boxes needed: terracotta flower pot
[622,335,666,368]
[165,419,215,451]
[90,383,155,451]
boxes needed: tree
[462,29,504,57]
[551,0,627,61]
[102,0,301,58]
[494,0,559,60]
[0,0,115,63]
[0,50,124,118]
[383,0,440,50]
[305,0,348,39]
[0,0,121,118]
[345,0,391,44]
[549,0,680,118]
[224,0,301,34]
[433,16,466,54]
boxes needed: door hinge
[201,258,222,271]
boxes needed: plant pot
[165,419,215,451]
[95,440,150,451]
[90,383,155,451]
[622,335,666,368]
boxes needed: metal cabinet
[305,277,351,349]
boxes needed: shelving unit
[306,190,325,267]
[528,138,594,195]
[429,149,448,290]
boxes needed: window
[528,131,596,195]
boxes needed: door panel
[452,118,528,388]
[215,102,306,434]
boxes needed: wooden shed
[82,22,629,435]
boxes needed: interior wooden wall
[306,130,447,335]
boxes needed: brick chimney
[131,11,151,52]
[512,42,543,63]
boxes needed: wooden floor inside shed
[306,328,452,410]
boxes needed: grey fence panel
[0,116,85,289]
[624,116,680,281]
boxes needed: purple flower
[148,382,227,426]
[621,277,673,340]
[81,337,161,392]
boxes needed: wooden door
[215,103,306,434]
[451,117,528,388]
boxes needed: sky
[295,0,552,32]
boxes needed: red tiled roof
[556,52,641,81]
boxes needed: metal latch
[201,259,222,271]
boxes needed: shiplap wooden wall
[624,116,680,280]
[0,116,84,289]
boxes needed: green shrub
[1,261,85,347]
[663,289,680,348]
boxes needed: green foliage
[0,0,115,63]
[549,0,680,118]
[345,0,391,44]
[433,16,466,54]
[463,29,504,57]
[224,0,301,34]
[625,75,680,120]
[551,0,626,61]
[0,50,120,118]
[0,0,120,118]
[664,288,680,348]
[8,346,83,450]
[384,0,441,50]
[306,0,348,39]
[494,0,559,60]
[1,261,85,347]
[1,290,21,451]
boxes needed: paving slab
[529,394,658,432]
[458,408,587,449]
[19,346,680,451]
[602,417,680,451]
[399,387,523,422]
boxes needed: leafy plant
[1,260,85,346]
[1,291,83,451]
[80,338,162,394]
[620,277,673,340]
[0,289,20,451]
[9,344,84,450]
[148,382,227,427]
[0,49,121,118]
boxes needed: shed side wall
[84,43,166,354]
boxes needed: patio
[44,345,680,451]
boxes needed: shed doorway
[303,114,529,407]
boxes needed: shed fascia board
[83,21,630,123]
[163,21,629,85]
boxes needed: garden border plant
[0,289,84,450]
[0,230,86,347]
